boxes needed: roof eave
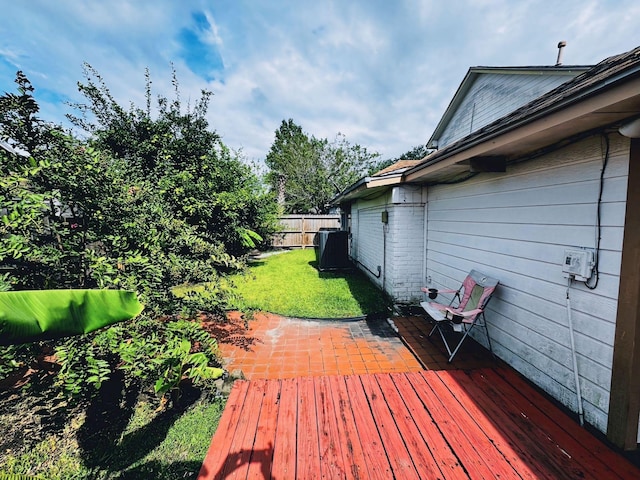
[331,174,404,205]
[408,68,640,183]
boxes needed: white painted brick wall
[351,188,426,303]
[386,203,425,302]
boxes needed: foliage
[0,289,143,346]
[55,317,223,398]
[395,144,431,161]
[0,69,277,407]
[265,119,380,214]
[69,63,279,256]
[229,249,390,318]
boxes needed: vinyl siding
[350,188,426,302]
[352,197,387,290]
[438,73,575,148]
[424,134,630,434]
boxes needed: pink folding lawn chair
[420,270,499,362]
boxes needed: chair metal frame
[420,270,498,362]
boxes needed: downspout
[423,188,428,286]
[566,277,585,427]
[382,208,387,292]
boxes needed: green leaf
[0,289,144,345]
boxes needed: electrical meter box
[562,249,595,281]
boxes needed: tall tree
[68,63,278,256]
[265,120,380,214]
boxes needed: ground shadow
[200,316,263,351]
[77,373,201,473]
[309,259,392,319]
[201,443,274,480]
[117,460,203,479]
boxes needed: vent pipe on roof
[555,40,567,66]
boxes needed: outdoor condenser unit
[315,229,351,271]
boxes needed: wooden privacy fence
[272,214,341,248]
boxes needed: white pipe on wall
[566,277,585,427]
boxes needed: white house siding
[438,73,575,148]
[351,196,387,291]
[350,188,426,302]
[424,134,629,434]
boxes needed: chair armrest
[445,308,482,321]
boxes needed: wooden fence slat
[273,214,341,249]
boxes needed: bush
[55,316,224,401]
[0,69,277,402]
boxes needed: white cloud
[1,0,639,163]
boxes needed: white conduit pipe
[566,277,585,427]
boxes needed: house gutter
[407,66,640,182]
[331,173,404,205]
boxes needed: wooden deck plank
[391,372,469,480]
[441,369,568,480]
[408,371,498,479]
[271,377,298,479]
[375,373,449,478]
[482,370,638,479]
[473,369,622,479]
[327,375,371,480]
[343,375,394,480]
[316,376,348,479]
[422,370,525,479]
[246,379,281,479]
[199,368,640,480]
[359,373,421,479]
[297,375,321,479]
[197,380,250,480]
[495,367,640,479]
[222,378,268,480]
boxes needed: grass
[1,392,226,479]
[229,249,390,318]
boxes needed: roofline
[331,173,404,205]
[426,65,592,149]
[406,65,640,182]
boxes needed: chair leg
[428,322,438,337]
[438,326,454,358]
[447,324,475,362]
[482,315,496,359]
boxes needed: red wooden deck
[198,367,640,479]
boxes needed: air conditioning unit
[314,229,351,271]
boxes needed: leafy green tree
[0,71,231,401]
[69,64,278,256]
[396,144,431,161]
[265,119,380,213]
[323,132,380,193]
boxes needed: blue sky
[1,1,639,162]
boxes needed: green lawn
[230,248,390,318]
[1,391,225,479]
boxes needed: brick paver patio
[212,312,424,379]
[210,311,500,379]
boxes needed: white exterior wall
[351,195,387,291]
[439,73,575,148]
[424,134,630,434]
[350,187,426,301]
